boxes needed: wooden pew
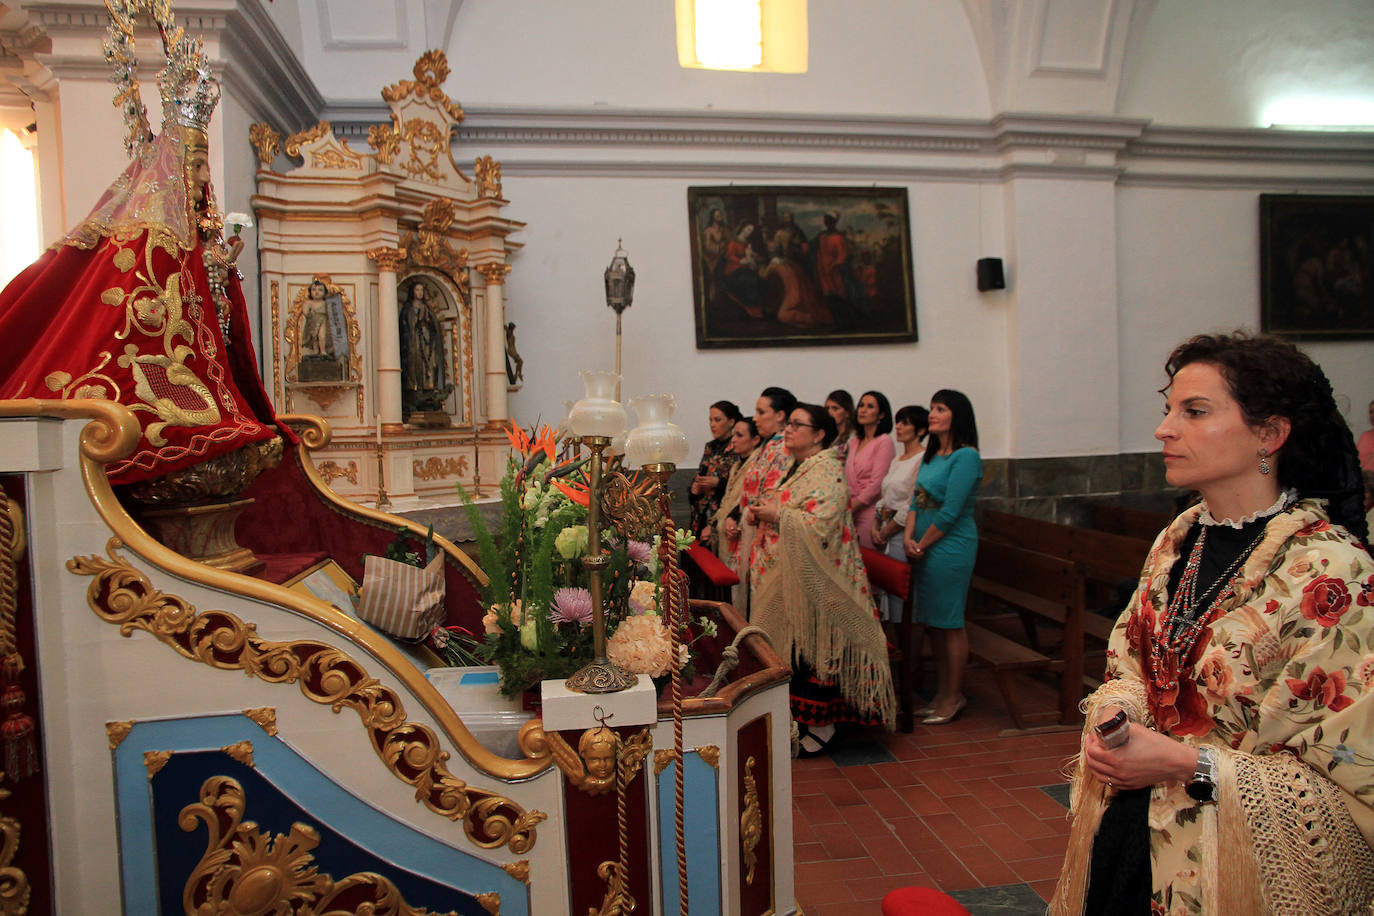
[966,540,1082,730]
[1089,503,1172,542]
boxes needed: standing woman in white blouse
[871,405,929,631]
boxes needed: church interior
[0,1,1371,914]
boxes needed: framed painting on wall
[1260,193,1374,340]
[688,186,917,349]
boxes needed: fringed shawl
[749,450,896,727]
[1051,499,1374,915]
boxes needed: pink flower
[551,587,594,625]
[607,614,687,677]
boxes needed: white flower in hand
[225,212,254,236]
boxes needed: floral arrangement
[458,424,716,697]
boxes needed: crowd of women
[683,331,1373,914]
[687,384,985,756]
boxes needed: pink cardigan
[844,432,895,550]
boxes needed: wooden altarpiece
[250,51,522,503]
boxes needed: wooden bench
[859,547,917,732]
[683,542,740,605]
[966,540,1081,730]
[1089,503,1172,542]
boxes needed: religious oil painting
[688,186,918,349]
[1260,193,1374,340]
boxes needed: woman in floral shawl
[749,402,896,756]
[1051,333,1374,916]
[720,387,796,614]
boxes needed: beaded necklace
[1147,497,1290,691]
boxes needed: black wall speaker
[976,257,1005,292]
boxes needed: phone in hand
[1094,709,1130,749]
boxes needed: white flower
[224,211,253,234]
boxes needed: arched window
[675,0,807,73]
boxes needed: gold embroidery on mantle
[106,720,135,749]
[501,860,530,885]
[0,778,31,914]
[68,539,546,853]
[180,775,464,915]
[414,456,468,482]
[221,740,254,767]
[243,707,277,735]
[740,755,762,885]
[145,750,172,779]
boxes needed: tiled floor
[790,665,1081,916]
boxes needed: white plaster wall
[1118,0,1374,127]
[319,0,994,118]
[500,175,1013,460]
[1117,185,1373,454]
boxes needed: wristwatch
[1185,746,1218,803]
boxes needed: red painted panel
[737,713,774,916]
[562,726,653,914]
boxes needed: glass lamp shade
[567,370,628,439]
[624,394,691,468]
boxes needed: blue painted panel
[112,713,527,916]
[658,752,722,916]
[458,670,500,685]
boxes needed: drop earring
[1258,448,1271,476]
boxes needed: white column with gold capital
[367,247,408,427]
[477,262,511,426]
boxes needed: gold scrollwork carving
[475,263,511,287]
[696,745,720,769]
[145,750,172,779]
[501,860,530,886]
[248,121,281,167]
[0,780,31,914]
[476,892,500,914]
[517,722,651,797]
[740,755,762,886]
[180,775,463,915]
[243,707,278,735]
[68,539,546,853]
[369,123,401,164]
[221,740,254,767]
[283,121,330,159]
[474,155,502,198]
[368,247,409,274]
[106,720,135,749]
[317,460,358,485]
[382,50,464,124]
[270,281,282,405]
[653,749,675,777]
[413,456,468,482]
[402,200,470,291]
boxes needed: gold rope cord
[658,487,689,916]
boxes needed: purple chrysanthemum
[625,540,653,565]
[552,587,594,625]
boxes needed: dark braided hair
[1164,332,1367,545]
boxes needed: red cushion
[685,543,741,587]
[880,886,972,916]
[860,546,911,599]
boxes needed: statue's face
[188,151,211,203]
[412,283,426,301]
[310,283,326,300]
[584,741,615,780]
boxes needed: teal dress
[908,447,982,629]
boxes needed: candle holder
[374,439,391,510]
[470,427,482,497]
[565,435,638,694]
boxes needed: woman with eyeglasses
[903,389,982,725]
[1051,334,1374,916]
[749,403,896,755]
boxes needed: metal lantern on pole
[604,240,635,401]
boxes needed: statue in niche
[298,279,349,382]
[399,277,452,421]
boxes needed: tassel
[0,655,36,781]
